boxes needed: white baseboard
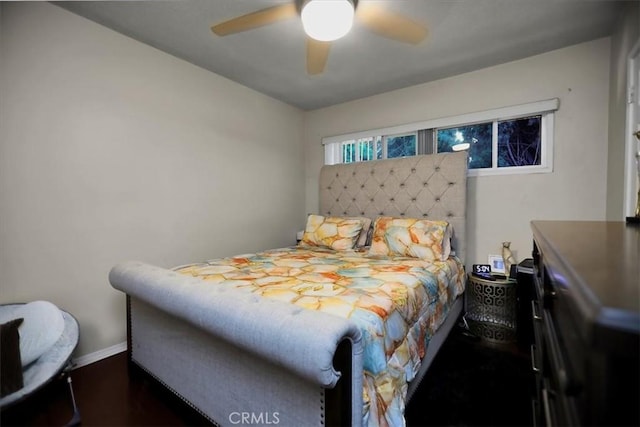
[72,341,127,369]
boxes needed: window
[437,123,493,169]
[323,99,558,176]
[341,137,381,163]
[386,133,417,158]
[497,116,542,167]
[333,133,417,164]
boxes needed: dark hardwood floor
[1,354,211,426]
[1,326,532,427]
[406,327,533,427]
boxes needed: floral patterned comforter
[175,246,465,427]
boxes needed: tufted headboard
[319,151,468,263]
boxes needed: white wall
[0,2,304,357]
[304,38,611,268]
[607,1,640,220]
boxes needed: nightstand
[465,273,518,344]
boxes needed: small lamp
[300,0,356,42]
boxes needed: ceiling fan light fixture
[452,142,470,152]
[301,0,355,42]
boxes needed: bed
[109,151,468,427]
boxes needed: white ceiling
[53,0,623,110]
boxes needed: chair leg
[63,368,81,426]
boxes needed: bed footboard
[111,262,363,426]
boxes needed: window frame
[322,99,558,177]
[384,131,418,159]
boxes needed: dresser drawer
[531,301,543,362]
[531,221,640,426]
[543,290,585,397]
[541,377,580,427]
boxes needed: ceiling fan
[211,0,427,75]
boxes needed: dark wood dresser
[530,221,639,426]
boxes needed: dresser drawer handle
[531,300,542,321]
[531,345,541,373]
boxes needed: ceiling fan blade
[356,3,427,45]
[306,38,331,75]
[211,4,297,36]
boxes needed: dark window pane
[498,116,541,167]
[437,123,492,169]
[387,135,416,158]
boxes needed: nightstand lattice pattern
[466,275,517,343]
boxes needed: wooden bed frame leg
[325,338,353,427]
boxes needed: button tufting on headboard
[318,152,468,263]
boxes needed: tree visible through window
[437,116,543,170]
[387,134,416,158]
[323,99,557,176]
[437,123,492,169]
[498,116,541,167]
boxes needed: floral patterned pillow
[300,215,364,251]
[368,217,452,261]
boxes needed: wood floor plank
[1,327,532,426]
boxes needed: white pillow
[15,301,65,367]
